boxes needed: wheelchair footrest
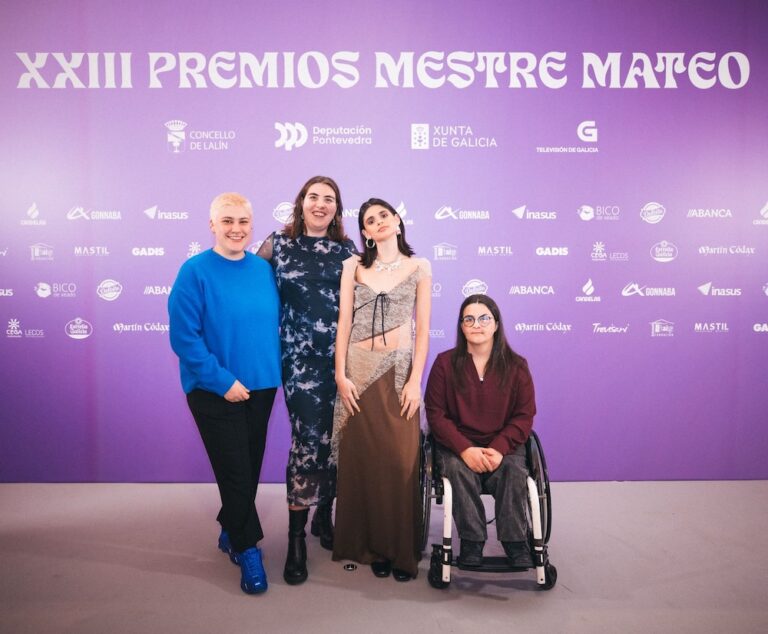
[457,556,531,573]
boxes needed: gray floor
[1,481,767,634]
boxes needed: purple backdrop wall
[1,0,766,482]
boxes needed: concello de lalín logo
[165,120,235,153]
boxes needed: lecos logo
[650,241,678,263]
[165,119,236,152]
[272,201,294,223]
[640,202,666,224]
[143,205,189,221]
[97,279,123,301]
[435,205,490,221]
[275,122,308,151]
[66,317,93,340]
[411,123,497,150]
[697,282,742,297]
[462,279,488,297]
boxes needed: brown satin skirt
[332,366,422,577]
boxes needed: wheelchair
[420,431,557,590]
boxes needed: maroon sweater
[425,349,536,456]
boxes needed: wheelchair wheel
[419,434,432,552]
[540,563,557,590]
[428,550,449,589]
[527,431,552,544]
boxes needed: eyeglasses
[460,314,494,328]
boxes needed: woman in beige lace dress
[331,198,431,581]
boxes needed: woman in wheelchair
[425,293,535,569]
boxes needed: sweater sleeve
[425,353,473,455]
[488,364,536,455]
[168,264,237,396]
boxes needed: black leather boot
[310,500,334,551]
[283,509,309,585]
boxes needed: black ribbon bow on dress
[354,292,391,350]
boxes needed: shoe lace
[241,549,262,577]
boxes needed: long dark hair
[451,294,525,389]
[284,175,348,241]
[357,198,415,268]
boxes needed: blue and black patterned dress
[262,231,358,506]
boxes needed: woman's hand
[399,379,421,420]
[224,380,250,402]
[336,376,360,415]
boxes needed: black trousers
[187,388,276,553]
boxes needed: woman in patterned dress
[332,198,431,581]
[258,176,357,585]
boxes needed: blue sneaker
[218,530,239,565]
[239,547,268,594]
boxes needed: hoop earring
[331,217,337,227]
[300,213,304,221]
[365,238,376,249]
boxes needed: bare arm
[255,233,274,261]
[400,259,432,419]
[335,257,360,414]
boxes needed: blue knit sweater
[168,249,281,395]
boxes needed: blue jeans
[436,444,529,543]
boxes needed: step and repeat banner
[1,1,766,482]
